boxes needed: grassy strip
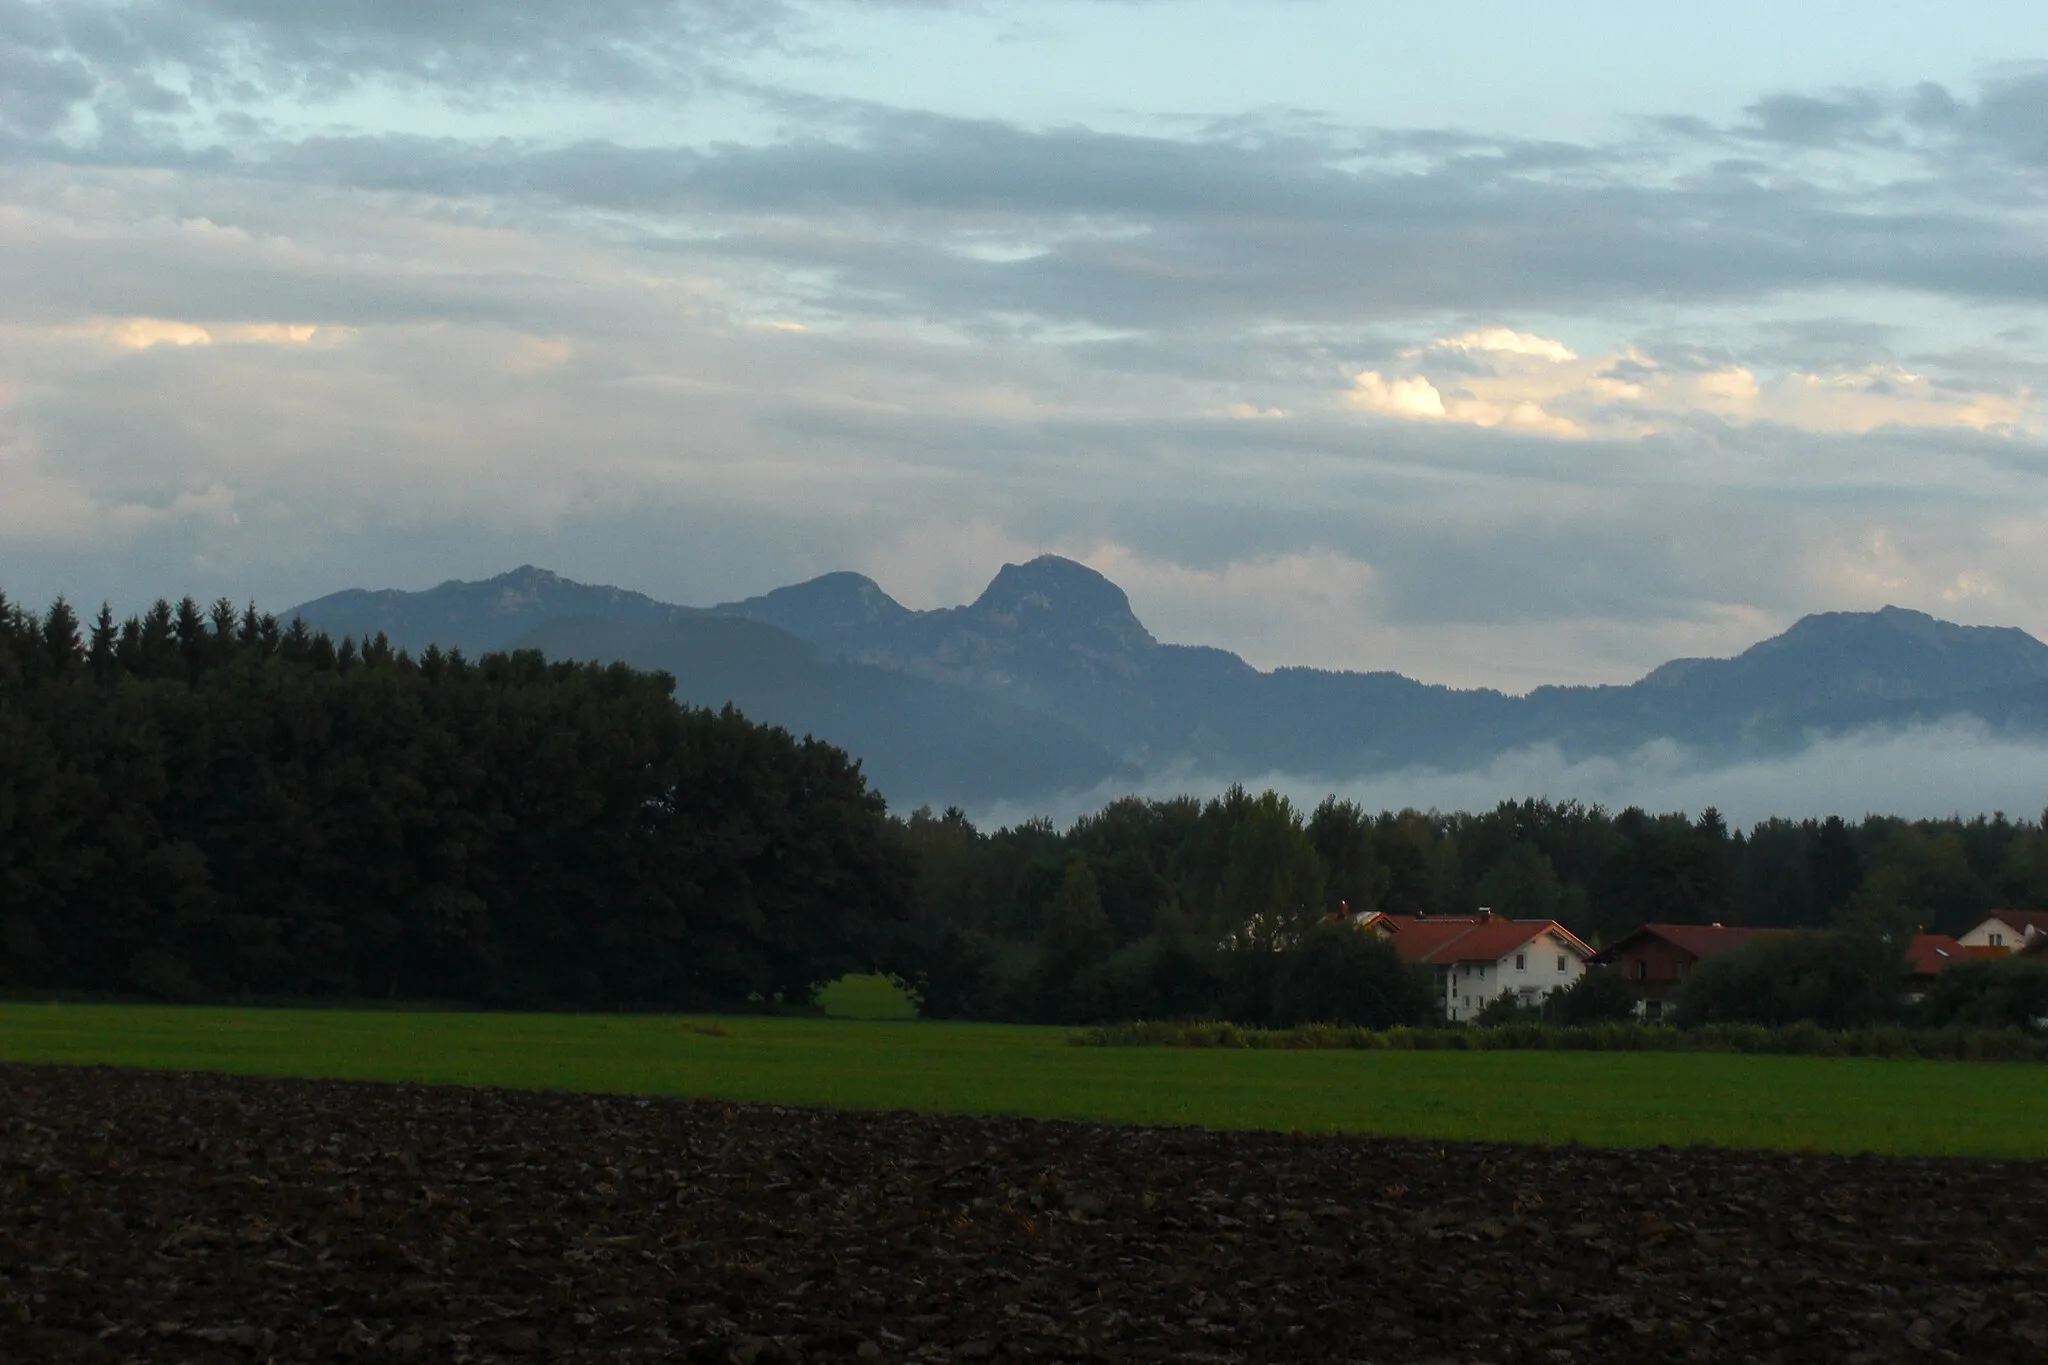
[1075,1018,2048,1061]
[6,1002,2048,1157]
[814,973,920,1021]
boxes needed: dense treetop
[0,591,913,1008]
[889,780,2048,1023]
[8,586,2048,1027]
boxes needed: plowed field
[5,1064,2047,1363]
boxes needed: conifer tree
[42,597,81,670]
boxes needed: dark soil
[5,1065,2047,1364]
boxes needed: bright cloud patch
[1350,330,2036,440]
[73,319,328,350]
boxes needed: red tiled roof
[1376,916,1491,962]
[1599,923,1786,963]
[1425,919,1595,965]
[1905,934,1970,978]
[1366,913,1593,965]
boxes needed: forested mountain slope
[291,561,2048,808]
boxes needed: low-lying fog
[975,718,2048,829]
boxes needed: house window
[1556,955,1566,972]
[1515,953,1527,971]
[1991,933,2005,947]
[1631,960,1646,980]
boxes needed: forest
[6,589,2048,1024]
[888,786,2048,1025]
[0,592,913,1008]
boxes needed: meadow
[6,986,2048,1158]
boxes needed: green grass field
[5,990,2048,1157]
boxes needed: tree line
[8,587,2048,1028]
[0,592,913,1008]
[887,785,2048,1026]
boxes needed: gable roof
[1905,934,1968,978]
[1365,912,1593,966]
[1365,914,1487,961]
[1597,923,1786,963]
[1974,909,2048,936]
[1428,919,1595,965]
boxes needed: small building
[1357,910,1593,1022]
[1959,911,2048,953]
[1904,934,2005,1000]
[1594,923,1787,1023]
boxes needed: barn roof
[1596,923,1785,963]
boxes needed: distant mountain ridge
[292,566,701,655]
[289,561,2048,809]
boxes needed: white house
[1959,910,2048,953]
[1356,910,1595,1022]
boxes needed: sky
[4,1,2048,690]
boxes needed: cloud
[977,719,2048,831]
[1349,328,2036,440]
[4,18,2048,696]
[1718,67,2048,171]
[0,0,798,127]
[67,316,328,349]
[1347,372,1448,421]
[1082,545,1381,668]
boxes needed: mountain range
[290,558,2048,811]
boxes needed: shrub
[1674,929,1907,1029]
[1268,924,1439,1029]
[1551,966,1638,1025]
[1916,958,2048,1031]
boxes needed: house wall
[1610,937,1699,1001]
[1444,961,1493,1022]
[1960,917,2030,951]
[1443,933,1587,1021]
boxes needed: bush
[1269,925,1439,1029]
[1552,966,1638,1025]
[1473,992,1540,1026]
[1916,958,2048,1031]
[1673,928,1907,1029]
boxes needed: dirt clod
[5,1064,2048,1362]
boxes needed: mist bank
[295,564,2048,815]
[971,719,2048,830]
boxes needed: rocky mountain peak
[716,571,910,642]
[967,556,1156,651]
[1758,605,2046,663]
[484,565,572,611]
[1632,605,2048,709]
